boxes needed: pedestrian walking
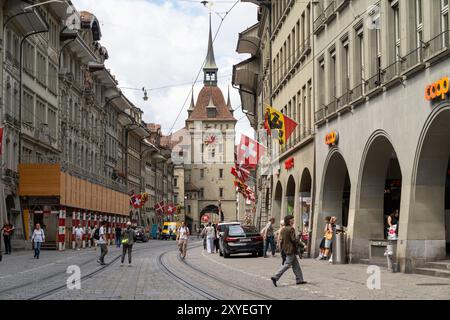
[276,220,286,265]
[74,224,84,250]
[213,224,220,253]
[177,221,190,259]
[262,217,276,258]
[196,226,200,240]
[90,225,98,248]
[271,215,307,287]
[1,222,14,255]
[97,221,108,265]
[31,223,45,259]
[121,222,136,266]
[115,225,122,248]
[201,226,207,250]
[205,222,215,253]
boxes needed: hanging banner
[264,106,298,146]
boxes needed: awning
[232,57,259,92]
[67,36,97,64]
[5,2,49,34]
[236,23,260,56]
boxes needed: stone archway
[200,204,220,224]
[286,175,296,217]
[353,132,402,261]
[406,105,450,268]
[316,150,351,255]
[272,181,283,223]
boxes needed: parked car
[221,225,263,258]
[217,221,241,256]
[134,227,149,242]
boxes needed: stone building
[312,0,450,272]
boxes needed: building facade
[312,0,450,272]
[0,1,166,251]
[235,0,315,235]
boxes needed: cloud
[71,0,257,142]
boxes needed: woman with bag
[322,216,336,261]
[121,222,136,266]
[31,223,45,259]
[317,216,331,260]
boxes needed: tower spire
[188,87,195,116]
[203,13,218,86]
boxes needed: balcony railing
[424,30,450,61]
[381,60,401,84]
[315,107,326,123]
[337,90,350,109]
[324,0,336,23]
[401,46,424,72]
[313,12,326,33]
[349,82,364,103]
[365,69,382,93]
[325,99,337,117]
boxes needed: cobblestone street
[1,239,449,300]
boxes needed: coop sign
[425,77,449,101]
[325,131,339,146]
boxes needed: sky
[71,0,258,142]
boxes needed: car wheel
[252,252,257,257]
[258,250,264,257]
[224,251,230,258]
[219,249,223,256]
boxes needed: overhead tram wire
[168,0,241,135]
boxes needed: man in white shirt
[97,221,108,265]
[176,221,190,259]
[74,225,84,250]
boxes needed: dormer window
[207,108,216,118]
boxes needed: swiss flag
[130,194,143,209]
[237,135,265,169]
[230,166,250,182]
[166,203,176,215]
[155,201,165,214]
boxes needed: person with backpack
[31,223,45,259]
[96,221,108,265]
[121,222,136,266]
[176,221,190,259]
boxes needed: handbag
[121,238,129,244]
[325,230,333,240]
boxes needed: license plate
[240,238,251,242]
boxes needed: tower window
[207,108,216,118]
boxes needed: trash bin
[333,225,347,264]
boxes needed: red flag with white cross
[237,135,265,169]
[166,203,176,215]
[155,201,165,214]
[230,166,250,183]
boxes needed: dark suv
[221,225,263,258]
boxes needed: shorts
[319,237,325,249]
[324,239,332,249]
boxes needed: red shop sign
[285,158,294,170]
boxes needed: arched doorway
[409,106,450,263]
[299,168,312,228]
[355,133,402,260]
[318,151,351,251]
[272,181,283,223]
[286,176,296,217]
[200,205,220,225]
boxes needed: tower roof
[187,86,236,122]
[204,14,218,71]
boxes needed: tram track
[157,243,277,300]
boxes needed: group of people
[1,222,46,259]
[200,222,220,254]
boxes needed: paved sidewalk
[188,243,450,300]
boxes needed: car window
[228,225,245,236]
[242,226,258,233]
[163,226,168,230]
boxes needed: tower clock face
[204,133,217,146]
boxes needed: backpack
[93,228,100,240]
